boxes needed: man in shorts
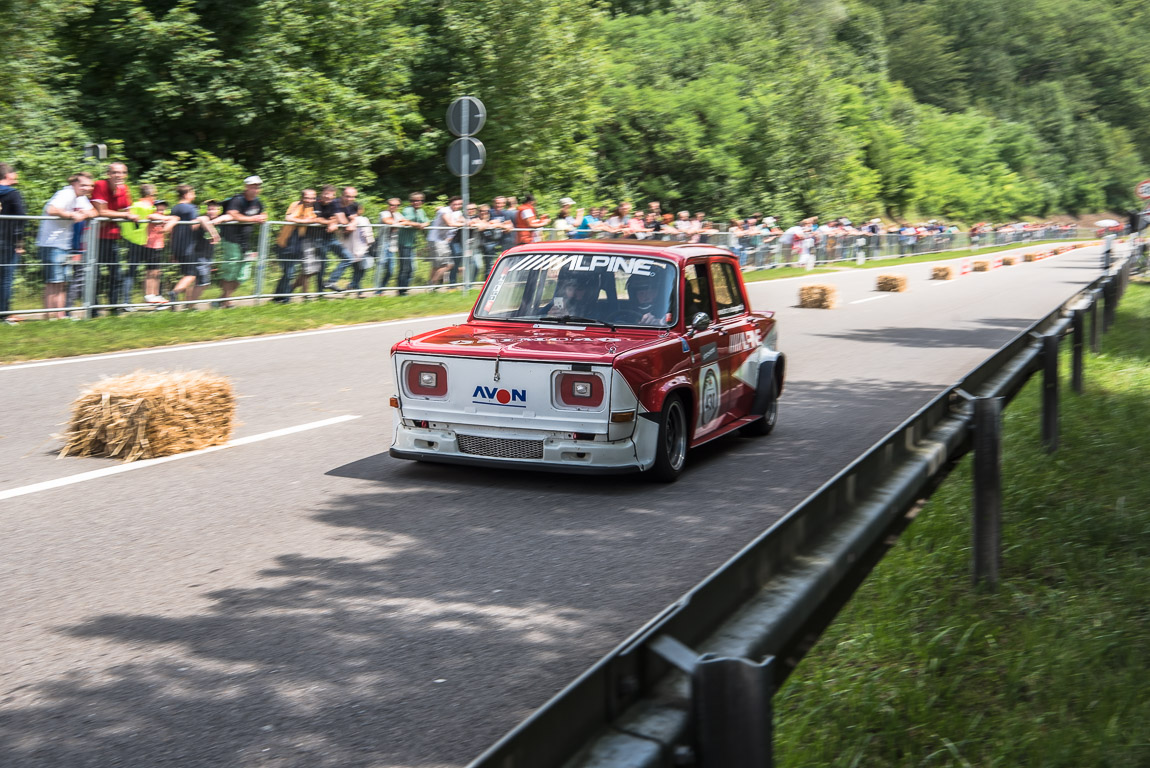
[38,172,95,319]
[168,185,221,306]
[219,176,267,306]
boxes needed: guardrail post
[693,654,774,768]
[1103,279,1116,332]
[972,397,1002,589]
[83,217,99,319]
[1089,294,1101,353]
[1042,333,1060,453]
[254,222,270,300]
[1071,309,1084,394]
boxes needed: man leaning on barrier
[272,188,319,303]
[90,162,139,314]
[0,162,27,324]
[38,172,95,320]
[219,176,267,307]
[397,192,429,296]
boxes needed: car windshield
[474,252,679,328]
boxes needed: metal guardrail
[0,213,1095,320]
[466,250,1133,768]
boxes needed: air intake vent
[458,434,544,460]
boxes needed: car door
[708,258,757,419]
[682,260,726,440]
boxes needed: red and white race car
[388,240,784,481]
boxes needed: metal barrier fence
[0,214,1095,321]
[466,248,1133,768]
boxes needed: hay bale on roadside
[798,284,838,309]
[931,266,954,280]
[876,274,908,292]
[61,370,235,462]
[1024,252,1041,262]
[1002,256,1017,266]
[972,260,990,272]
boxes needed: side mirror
[690,312,711,333]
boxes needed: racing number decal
[698,363,722,430]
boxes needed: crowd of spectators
[0,161,1102,323]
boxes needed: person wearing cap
[553,197,581,237]
[219,176,267,306]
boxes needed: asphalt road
[0,244,1106,767]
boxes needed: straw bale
[972,260,990,272]
[876,274,908,292]
[61,370,235,462]
[1024,252,1041,262]
[1002,256,1017,266]
[798,284,838,309]
[931,266,954,280]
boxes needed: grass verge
[838,238,1090,270]
[775,280,1150,767]
[0,291,476,363]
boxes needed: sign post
[446,96,487,292]
[1136,179,1150,201]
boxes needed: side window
[683,262,714,320]
[709,261,746,318]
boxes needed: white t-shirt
[779,226,805,246]
[38,186,93,248]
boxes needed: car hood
[394,323,669,363]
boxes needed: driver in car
[545,274,597,318]
[621,274,666,325]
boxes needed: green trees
[2,0,1145,221]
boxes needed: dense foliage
[2,0,1146,220]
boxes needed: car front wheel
[649,395,688,483]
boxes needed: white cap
[244,175,263,185]
[559,197,575,206]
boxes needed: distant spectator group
[0,160,1103,323]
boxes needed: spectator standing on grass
[271,188,318,302]
[122,184,176,304]
[316,185,349,292]
[322,187,361,292]
[397,192,429,295]
[605,202,632,235]
[515,194,549,245]
[219,176,267,306]
[476,204,502,276]
[377,198,407,290]
[339,202,374,291]
[90,162,138,314]
[503,196,520,249]
[38,172,95,320]
[168,185,222,306]
[427,196,462,287]
[554,197,580,237]
[572,206,603,239]
[0,163,28,324]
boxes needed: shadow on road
[0,377,947,768]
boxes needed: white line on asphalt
[849,295,891,305]
[930,278,960,286]
[0,314,470,372]
[0,415,362,502]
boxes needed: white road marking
[0,415,362,502]
[849,295,891,305]
[0,314,469,372]
[930,279,960,286]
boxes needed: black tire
[649,395,689,483]
[741,375,778,437]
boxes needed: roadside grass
[744,267,839,282]
[0,291,476,363]
[775,281,1150,767]
[838,238,1091,270]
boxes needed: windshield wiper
[537,315,617,332]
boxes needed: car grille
[457,434,544,460]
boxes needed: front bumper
[390,423,649,474]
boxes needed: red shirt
[91,179,133,240]
[516,204,538,245]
